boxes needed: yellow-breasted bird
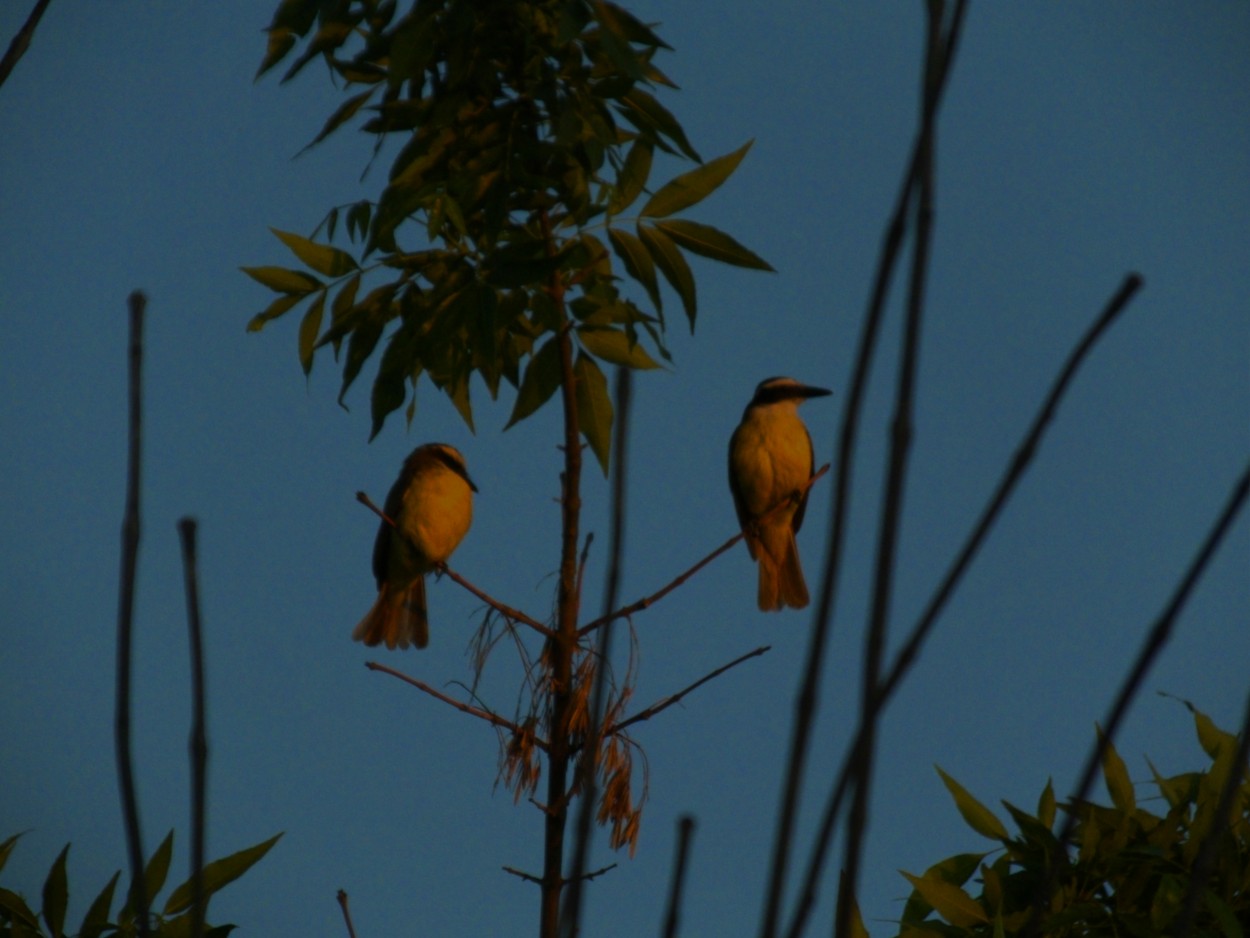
[353,443,476,649]
[728,376,831,611]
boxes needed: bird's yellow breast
[395,464,474,572]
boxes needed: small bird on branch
[353,443,477,649]
[728,377,830,611]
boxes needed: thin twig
[784,270,1142,938]
[0,0,53,90]
[1024,459,1250,937]
[579,465,830,639]
[365,661,547,747]
[504,865,545,886]
[177,518,208,938]
[356,490,553,637]
[336,889,358,938]
[604,646,771,738]
[838,7,947,932]
[661,815,697,938]
[563,367,633,934]
[761,10,969,932]
[115,290,150,938]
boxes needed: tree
[245,1,772,934]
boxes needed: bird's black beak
[799,385,832,399]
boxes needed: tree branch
[115,290,150,938]
[604,646,771,738]
[579,465,830,639]
[365,661,548,750]
[0,0,53,91]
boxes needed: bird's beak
[799,385,832,399]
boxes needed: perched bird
[353,443,477,649]
[728,377,831,611]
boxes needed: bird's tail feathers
[352,578,430,649]
[756,526,809,611]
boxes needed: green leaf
[338,317,386,406]
[901,870,989,927]
[246,293,304,333]
[608,139,653,216]
[240,265,323,294]
[1193,707,1236,760]
[1097,725,1136,812]
[1204,889,1245,938]
[506,336,563,429]
[298,290,327,376]
[271,228,358,278]
[1037,778,1056,829]
[0,832,21,874]
[607,228,661,314]
[300,88,377,153]
[78,870,120,938]
[145,830,175,904]
[164,834,282,917]
[42,843,69,938]
[617,88,700,162]
[120,830,174,924]
[574,354,613,475]
[577,326,660,370]
[936,766,1010,841]
[654,218,774,271]
[0,886,40,929]
[638,224,696,331]
[640,140,754,218]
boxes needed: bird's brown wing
[372,456,418,587]
[790,424,816,535]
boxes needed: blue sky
[2,3,1247,936]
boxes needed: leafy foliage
[245,0,771,460]
[890,708,1249,937]
[0,830,281,938]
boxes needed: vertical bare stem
[541,209,582,937]
[563,367,632,934]
[784,271,1141,938]
[838,7,945,930]
[178,517,208,938]
[661,815,697,938]
[116,290,150,938]
[759,7,968,934]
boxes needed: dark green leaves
[249,0,772,444]
[0,830,280,937]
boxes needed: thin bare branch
[177,518,208,938]
[0,0,53,90]
[837,7,949,932]
[785,268,1141,938]
[336,889,358,938]
[579,465,830,639]
[115,290,150,938]
[365,661,548,749]
[605,646,771,737]
[504,865,545,886]
[356,490,553,637]
[661,816,697,938]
